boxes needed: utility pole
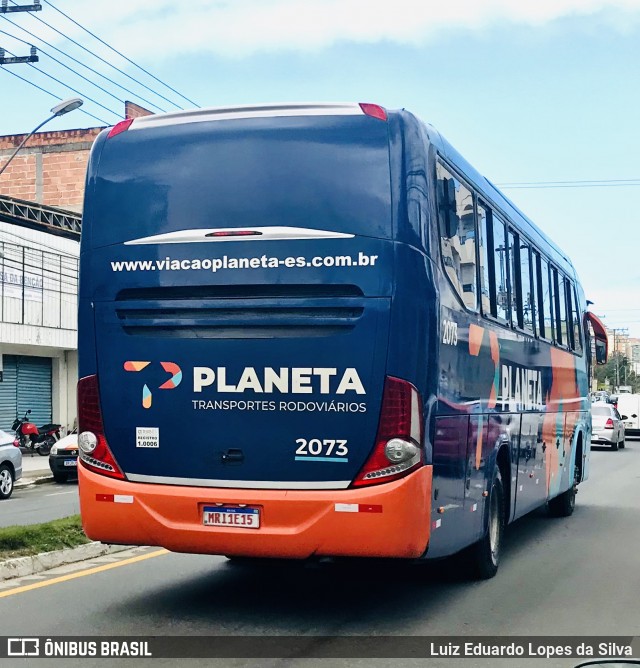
[0,1,41,64]
[611,327,629,391]
[0,1,42,13]
[0,46,38,64]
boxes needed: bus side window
[565,278,575,350]
[519,240,535,335]
[477,202,492,316]
[492,215,510,323]
[532,250,543,337]
[571,285,583,353]
[539,256,553,341]
[509,229,521,328]
[556,271,569,347]
[436,161,478,312]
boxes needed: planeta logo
[124,361,182,408]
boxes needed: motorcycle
[11,410,61,456]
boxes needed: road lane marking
[0,548,168,598]
[45,491,77,496]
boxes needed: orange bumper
[79,465,432,559]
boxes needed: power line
[13,1,186,110]
[42,0,200,109]
[0,27,128,108]
[0,15,167,112]
[497,179,640,189]
[0,64,109,124]
[4,47,122,119]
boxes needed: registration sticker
[136,427,159,448]
[203,506,260,529]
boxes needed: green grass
[0,515,90,559]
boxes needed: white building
[0,198,80,434]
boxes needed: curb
[0,542,132,581]
[16,474,55,488]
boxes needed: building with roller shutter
[0,101,151,433]
[0,205,80,433]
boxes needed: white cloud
[54,0,640,58]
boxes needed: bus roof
[106,101,577,281]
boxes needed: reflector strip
[334,503,383,513]
[96,494,134,503]
[432,519,442,529]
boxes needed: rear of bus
[78,103,433,559]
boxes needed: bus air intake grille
[114,296,365,339]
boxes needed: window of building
[436,162,479,311]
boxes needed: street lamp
[0,97,83,178]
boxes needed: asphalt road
[0,480,79,527]
[1,442,640,668]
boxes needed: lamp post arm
[0,112,56,178]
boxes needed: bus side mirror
[438,177,459,238]
[585,311,608,365]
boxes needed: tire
[548,461,578,517]
[619,437,625,449]
[0,464,14,499]
[53,472,68,483]
[465,467,505,580]
[37,438,54,456]
[611,440,619,451]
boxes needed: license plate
[592,434,599,439]
[203,506,260,529]
[63,459,77,467]
[626,422,633,428]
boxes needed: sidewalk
[17,451,53,485]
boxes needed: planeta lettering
[193,366,366,395]
[500,364,543,411]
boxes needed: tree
[594,353,640,393]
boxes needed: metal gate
[0,355,52,431]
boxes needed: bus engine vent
[114,284,365,339]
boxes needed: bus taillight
[77,375,125,480]
[352,376,423,487]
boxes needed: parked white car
[0,428,22,499]
[591,402,626,451]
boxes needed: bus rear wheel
[466,467,505,580]
[548,464,578,518]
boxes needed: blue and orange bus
[77,103,608,578]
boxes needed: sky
[1,0,640,335]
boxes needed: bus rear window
[88,115,392,248]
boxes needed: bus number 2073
[295,439,348,458]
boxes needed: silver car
[591,402,626,451]
[0,428,22,499]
